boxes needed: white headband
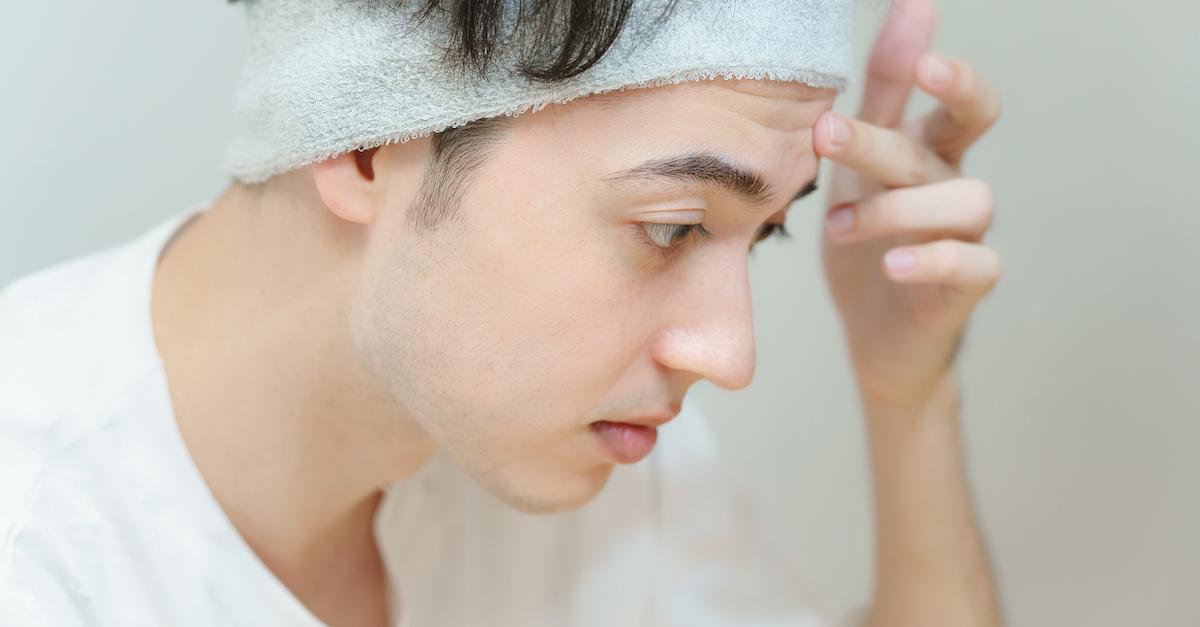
[223,0,856,184]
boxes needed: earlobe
[311,147,381,225]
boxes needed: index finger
[815,111,959,188]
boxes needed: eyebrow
[604,151,820,212]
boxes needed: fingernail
[885,249,918,274]
[826,113,850,147]
[921,54,951,88]
[826,206,855,234]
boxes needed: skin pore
[150,77,835,626]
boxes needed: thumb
[857,0,938,129]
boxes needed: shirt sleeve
[646,401,869,627]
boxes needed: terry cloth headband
[222,0,856,184]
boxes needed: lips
[590,421,659,464]
[611,404,681,429]
[590,402,681,463]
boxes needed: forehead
[589,77,836,126]
[511,78,836,192]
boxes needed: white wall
[694,1,1200,625]
[3,1,1197,625]
[0,1,245,277]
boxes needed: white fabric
[0,203,838,626]
[223,0,855,183]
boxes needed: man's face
[348,78,836,513]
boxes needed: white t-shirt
[0,202,843,627]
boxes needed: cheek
[449,209,639,413]
[348,208,645,454]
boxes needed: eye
[636,222,715,259]
[749,221,792,252]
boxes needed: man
[0,0,1004,625]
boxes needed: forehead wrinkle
[698,80,835,132]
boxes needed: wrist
[859,369,961,427]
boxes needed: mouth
[589,421,659,464]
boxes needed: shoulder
[0,240,147,443]
[0,246,129,412]
[0,207,195,422]
[0,238,189,626]
[0,240,155,561]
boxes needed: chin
[486,462,615,515]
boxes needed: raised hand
[813,0,1004,409]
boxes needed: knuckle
[947,58,977,101]
[954,61,1001,127]
[962,177,996,229]
[979,104,1001,132]
[972,86,1002,130]
[985,272,1001,291]
[991,252,1004,285]
[938,54,965,83]
[888,122,942,184]
[986,86,1005,125]
[956,62,977,97]
[902,150,932,186]
[980,249,1004,290]
[885,130,927,186]
[974,177,996,207]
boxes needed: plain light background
[2,1,1197,625]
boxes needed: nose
[652,254,756,391]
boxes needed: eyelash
[753,222,792,248]
[636,221,791,260]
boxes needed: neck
[150,178,437,583]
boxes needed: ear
[311,146,382,225]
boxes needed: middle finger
[823,177,995,244]
[911,53,1004,166]
[814,111,958,188]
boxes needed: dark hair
[412,0,677,230]
[411,0,642,84]
[230,0,675,228]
